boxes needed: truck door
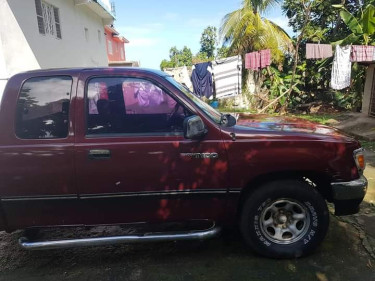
[0,75,77,230]
[74,74,229,225]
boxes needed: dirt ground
[0,145,374,281]
[0,212,374,281]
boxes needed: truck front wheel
[240,180,329,258]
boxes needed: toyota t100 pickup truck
[0,68,368,258]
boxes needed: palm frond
[219,0,292,64]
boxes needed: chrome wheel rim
[259,199,311,245]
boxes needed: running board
[18,226,221,250]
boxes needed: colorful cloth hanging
[306,43,333,59]
[245,52,260,70]
[245,53,251,69]
[331,45,351,90]
[245,50,270,71]
[351,45,375,62]
[260,49,271,68]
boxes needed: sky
[114,0,292,69]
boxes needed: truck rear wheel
[240,180,329,258]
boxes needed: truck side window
[15,76,72,139]
[86,77,190,135]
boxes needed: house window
[107,40,113,55]
[84,27,89,42]
[98,30,102,43]
[35,0,62,39]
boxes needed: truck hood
[231,113,350,139]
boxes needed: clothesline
[306,43,375,90]
[306,43,375,62]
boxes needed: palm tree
[220,0,292,64]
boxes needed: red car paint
[0,68,361,232]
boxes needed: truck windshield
[165,76,222,124]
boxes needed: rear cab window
[15,76,72,139]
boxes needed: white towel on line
[330,45,351,90]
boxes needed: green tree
[160,46,193,70]
[217,46,229,59]
[282,0,371,43]
[334,4,375,45]
[160,59,174,70]
[192,52,210,64]
[180,46,193,66]
[220,0,292,64]
[200,26,218,59]
[169,46,180,66]
[276,0,372,112]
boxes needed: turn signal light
[353,148,366,172]
[357,154,365,170]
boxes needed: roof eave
[74,0,115,23]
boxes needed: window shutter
[53,7,62,39]
[35,0,45,35]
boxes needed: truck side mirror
[183,115,207,140]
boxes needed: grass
[291,114,347,125]
[361,140,375,153]
[216,106,256,113]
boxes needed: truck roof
[15,67,170,78]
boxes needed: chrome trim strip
[19,226,221,250]
[80,189,227,200]
[2,189,231,202]
[228,189,241,194]
[331,175,368,201]
[1,195,78,202]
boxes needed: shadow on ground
[0,212,374,281]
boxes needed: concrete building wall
[0,0,110,99]
[362,64,374,116]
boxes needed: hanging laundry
[306,43,333,59]
[191,62,213,98]
[252,52,260,70]
[245,52,261,71]
[212,55,242,99]
[351,45,375,62]
[246,50,270,70]
[331,45,351,90]
[245,53,251,69]
[260,49,271,68]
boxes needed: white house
[0,0,115,98]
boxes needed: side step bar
[19,226,221,250]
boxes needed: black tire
[240,180,329,258]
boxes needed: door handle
[88,149,111,160]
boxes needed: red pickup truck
[0,68,367,258]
